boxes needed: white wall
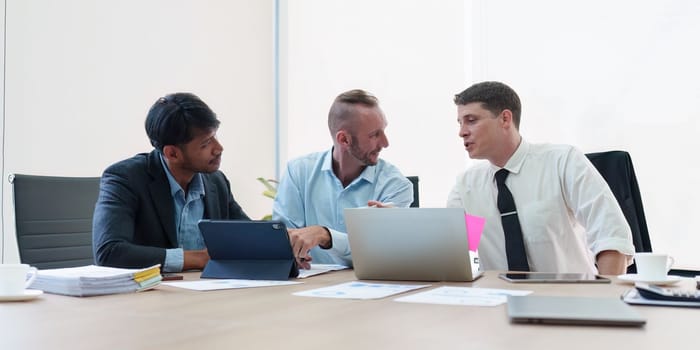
[0,0,5,261]
[1,0,275,262]
[282,0,700,268]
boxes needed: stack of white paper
[30,264,162,297]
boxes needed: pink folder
[465,214,485,252]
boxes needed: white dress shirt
[447,140,635,273]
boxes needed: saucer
[617,274,682,286]
[0,289,43,302]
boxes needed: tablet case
[198,220,299,280]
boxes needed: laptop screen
[344,207,481,282]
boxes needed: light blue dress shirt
[272,149,413,266]
[160,155,206,272]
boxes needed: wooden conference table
[1,270,696,350]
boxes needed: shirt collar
[321,148,334,173]
[159,153,205,197]
[490,138,530,176]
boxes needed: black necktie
[495,169,530,271]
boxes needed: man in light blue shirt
[273,89,413,268]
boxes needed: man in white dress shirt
[447,81,634,274]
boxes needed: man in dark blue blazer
[93,93,249,272]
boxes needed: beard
[180,150,221,174]
[349,136,379,166]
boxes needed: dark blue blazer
[92,150,249,268]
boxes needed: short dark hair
[454,81,521,129]
[145,93,221,151]
[328,89,379,134]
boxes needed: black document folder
[198,220,299,280]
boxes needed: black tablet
[499,272,611,283]
[198,220,299,280]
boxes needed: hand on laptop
[367,200,394,208]
[288,226,332,269]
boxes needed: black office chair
[585,151,652,274]
[10,174,101,269]
[406,176,419,208]
[587,152,698,277]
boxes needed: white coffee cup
[634,252,674,281]
[0,264,38,295]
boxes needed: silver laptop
[507,295,646,326]
[344,207,482,282]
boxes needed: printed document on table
[297,264,349,278]
[293,281,430,300]
[31,264,162,297]
[162,279,301,291]
[395,286,532,306]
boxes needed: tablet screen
[499,272,611,283]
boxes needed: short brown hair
[454,81,521,129]
[328,89,379,134]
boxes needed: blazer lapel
[202,175,220,219]
[147,151,178,247]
